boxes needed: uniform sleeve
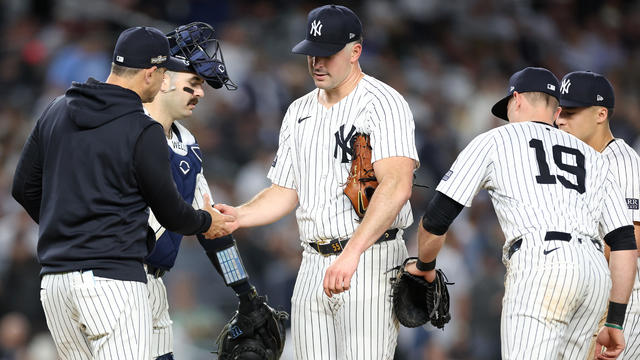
[599,170,633,235]
[11,119,43,223]
[267,108,296,189]
[436,131,495,207]
[134,124,211,235]
[368,95,419,165]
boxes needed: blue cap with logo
[559,71,614,109]
[491,67,560,121]
[113,26,184,71]
[292,5,362,57]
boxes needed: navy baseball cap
[113,26,184,71]
[491,67,560,121]
[559,71,614,109]
[291,5,362,57]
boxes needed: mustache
[188,98,198,106]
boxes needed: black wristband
[416,259,436,271]
[606,301,627,327]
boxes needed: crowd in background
[1,0,639,359]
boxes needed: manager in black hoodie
[11,26,234,360]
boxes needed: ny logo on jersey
[334,125,356,163]
[560,78,571,94]
[310,20,323,37]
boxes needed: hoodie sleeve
[12,120,43,223]
[133,123,212,235]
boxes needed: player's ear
[595,106,608,124]
[552,106,562,123]
[350,42,362,63]
[143,66,157,85]
[160,71,172,92]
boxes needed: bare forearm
[609,249,638,304]
[345,175,412,255]
[237,184,298,228]
[417,223,445,262]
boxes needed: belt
[507,231,573,259]
[145,264,167,278]
[309,229,399,256]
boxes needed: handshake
[200,193,241,239]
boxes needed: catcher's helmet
[166,22,237,90]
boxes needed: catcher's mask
[166,22,237,90]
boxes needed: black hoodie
[12,78,212,282]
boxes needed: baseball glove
[344,133,378,219]
[215,288,289,360]
[390,257,453,329]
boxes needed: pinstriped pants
[502,241,610,360]
[291,238,407,360]
[40,272,151,360]
[146,274,173,358]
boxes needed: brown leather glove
[344,133,378,219]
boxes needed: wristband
[416,259,436,271]
[606,301,627,327]
[604,323,623,330]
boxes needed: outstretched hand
[214,203,241,233]
[202,194,236,239]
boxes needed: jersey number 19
[529,138,586,194]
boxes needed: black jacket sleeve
[134,124,211,235]
[12,121,43,223]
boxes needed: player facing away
[142,23,277,360]
[555,71,640,359]
[405,67,637,360]
[215,5,419,359]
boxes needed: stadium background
[1,0,639,358]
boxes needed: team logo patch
[310,20,323,37]
[626,198,639,210]
[442,170,453,181]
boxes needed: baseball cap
[291,5,362,57]
[491,67,560,121]
[559,71,614,109]
[113,26,184,71]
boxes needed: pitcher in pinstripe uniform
[405,67,637,360]
[215,5,419,359]
[555,71,640,359]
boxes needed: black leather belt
[309,229,399,256]
[507,231,573,259]
[146,264,167,278]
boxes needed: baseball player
[406,67,637,360]
[11,27,231,360]
[140,23,258,360]
[215,5,419,359]
[555,71,640,359]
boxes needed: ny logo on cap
[310,20,323,37]
[560,78,571,94]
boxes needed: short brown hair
[522,92,559,109]
[110,63,142,78]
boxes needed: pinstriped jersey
[436,121,632,252]
[602,139,640,290]
[268,74,419,242]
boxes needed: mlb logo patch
[442,170,453,181]
[626,198,639,210]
